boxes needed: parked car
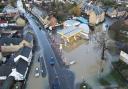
[35,67,40,77]
[50,57,55,66]
[41,69,46,77]
[69,61,76,65]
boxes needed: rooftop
[23,32,33,43]
[18,46,32,58]
[16,58,28,75]
[0,37,22,45]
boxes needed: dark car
[52,76,60,89]
[39,27,42,30]
[80,81,92,89]
[50,57,55,66]
[39,56,47,77]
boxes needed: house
[0,29,23,38]
[0,32,33,53]
[33,0,43,5]
[106,8,117,18]
[49,15,57,30]
[2,5,19,17]
[115,0,128,4]
[23,32,33,47]
[88,6,105,25]
[0,56,15,80]
[11,46,32,81]
[82,3,93,15]
[83,4,105,25]
[14,46,33,65]
[0,16,8,27]
[0,46,32,81]
[116,7,127,18]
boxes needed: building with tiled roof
[0,32,33,53]
[82,3,105,25]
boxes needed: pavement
[23,11,73,89]
[26,50,49,89]
[17,1,49,89]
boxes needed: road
[17,0,74,89]
[25,14,71,89]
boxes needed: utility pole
[98,24,108,78]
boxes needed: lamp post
[98,24,109,78]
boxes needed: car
[39,27,42,30]
[35,67,40,77]
[40,69,46,77]
[69,61,76,65]
[52,76,60,89]
[49,57,55,66]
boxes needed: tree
[9,0,16,7]
[108,19,128,44]
[100,0,117,7]
[69,4,81,16]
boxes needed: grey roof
[16,58,28,75]
[0,55,15,77]
[93,6,104,15]
[19,46,32,58]
[83,3,93,11]
[23,33,33,43]
[0,65,12,77]
[117,7,126,12]
[83,4,104,15]
[2,5,18,13]
[0,37,22,45]
[0,26,24,30]
[107,8,115,13]
[1,76,15,89]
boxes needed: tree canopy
[108,19,128,44]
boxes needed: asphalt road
[17,1,74,88]
[24,13,74,89]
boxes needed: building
[0,32,33,53]
[115,0,128,4]
[83,4,105,25]
[88,6,105,25]
[0,56,15,80]
[0,46,33,81]
[49,15,57,30]
[33,0,43,5]
[116,7,127,18]
[106,8,117,18]
[2,5,19,17]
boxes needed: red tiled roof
[0,20,7,23]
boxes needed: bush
[99,78,110,86]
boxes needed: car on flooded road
[49,57,55,66]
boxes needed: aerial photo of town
[0,0,128,89]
